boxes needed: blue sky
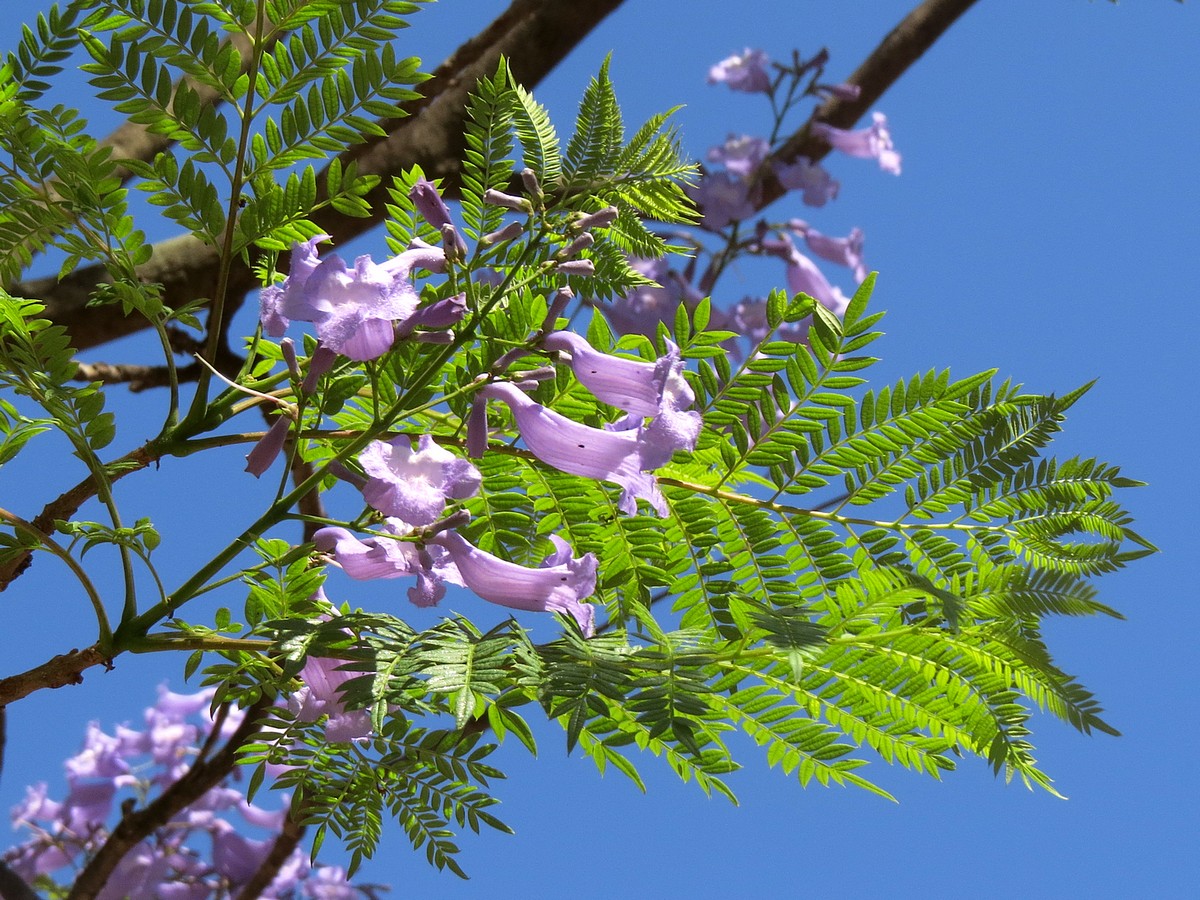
[2,1,1197,897]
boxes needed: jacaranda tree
[0,1,1157,896]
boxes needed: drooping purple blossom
[259,235,446,361]
[758,233,850,317]
[429,531,598,636]
[543,330,699,429]
[314,523,457,607]
[244,415,291,478]
[790,221,867,283]
[774,157,840,207]
[811,112,902,175]
[708,48,772,93]
[707,134,770,178]
[687,170,759,230]
[289,655,372,743]
[359,434,482,526]
[480,381,685,516]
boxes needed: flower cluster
[607,47,900,353]
[312,329,702,637]
[3,686,373,898]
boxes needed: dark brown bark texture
[11,0,975,355]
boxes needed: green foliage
[0,11,1151,884]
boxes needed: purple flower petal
[480,382,666,515]
[708,48,772,93]
[791,222,867,283]
[811,112,901,175]
[359,434,482,526]
[543,332,698,437]
[687,170,758,230]
[430,530,597,636]
[773,157,840,207]
[244,415,290,478]
[707,134,770,178]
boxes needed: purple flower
[359,434,481,526]
[543,330,698,422]
[786,249,850,317]
[410,177,454,230]
[759,233,850,317]
[708,48,772,93]
[707,134,770,178]
[790,221,867,283]
[773,157,840,207]
[480,382,675,515]
[314,524,457,607]
[430,531,597,636]
[244,415,291,478]
[607,257,705,338]
[288,655,372,743]
[811,112,901,175]
[687,171,758,230]
[259,236,446,361]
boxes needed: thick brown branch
[234,805,305,900]
[758,0,981,211]
[0,645,111,707]
[17,0,627,354]
[66,697,272,900]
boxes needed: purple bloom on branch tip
[708,48,772,93]
[288,655,372,743]
[707,134,770,178]
[759,233,850,317]
[543,330,697,420]
[359,434,481,526]
[480,381,687,516]
[811,112,901,175]
[774,157,840,207]
[791,222,867,283]
[429,531,598,636]
[258,236,447,361]
[687,171,758,231]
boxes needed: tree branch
[16,0,627,353]
[0,645,111,707]
[65,697,273,900]
[758,0,981,211]
[234,803,305,900]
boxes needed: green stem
[184,0,268,426]
[0,506,112,652]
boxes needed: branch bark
[15,0,627,353]
[760,0,981,211]
[65,697,272,900]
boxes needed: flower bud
[557,232,595,260]
[410,177,453,230]
[482,221,525,245]
[301,344,337,393]
[280,338,300,380]
[556,259,595,277]
[245,416,291,478]
[467,396,489,459]
[573,206,619,231]
[541,287,573,332]
[521,167,542,202]
[483,189,533,214]
[441,223,468,262]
